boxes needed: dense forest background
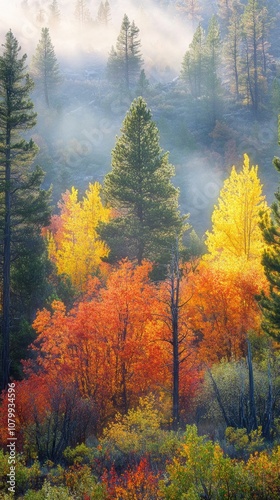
[1,0,280,232]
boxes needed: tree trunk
[247,339,257,431]
[1,120,11,391]
[262,360,273,440]
[207,368,230,427]
[171,245,180,431]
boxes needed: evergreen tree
[49,0,60,30]
[135,69,150,97]
[240,0,271,113]
[181,24,206,99]
[205,15,222,121]
[259,133,280,340]
[32,27,61,107]
[223,2,243,99]
[100,97,186,272]
[97,0,111,25]
[0,31,51,390]
[176,0,202,28]
[107,14,143,92]
[74,0,92,28]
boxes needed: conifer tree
[224,3,243,99]
[97,0,111,25]
[240,0,271,113]
[74,0,92,28]
[49,0,60,30]
[181,24,206,99]
[259,131,280,340]
[0,31,51,390]
[176,0,201,28]
[100,97,185,272]
[205,15,222,121]
[32,27,61,107]
[107,14,143,92]
[136,69,150,97]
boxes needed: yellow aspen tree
[205,154,268,270]
[47,182,111,290]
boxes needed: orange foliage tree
[29,260,169,426]
[186,263,267,363]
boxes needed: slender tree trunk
[44,46,49,107]
[262,360,273,440]
[125,29,129,91]
[2,122,11,391]
[170,245,180,431]
[247,339,257,431]
[208,368,230,427]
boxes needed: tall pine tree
[0,31,51,390]
[100,97,186,274]
[32,27,61,107]
[107,14,143,92]
[259,127,280,340]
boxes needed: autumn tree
[32,27,61,107]
[31,261,168,420]
[0,31,51,390]
[100,97,185,274]
[107,14,143,92]
[205,153,268,269]
[46,182,110,292]
[187,263,266,362]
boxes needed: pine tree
[259,129,280,340]
[107,14,143,92]
[136,69,150,97]
[32,27,61,107]
[97,0,111,25]
[181,24,206,99]
[240,0,271,113]
[49,0,60,30]
[100,97,186,272]
[176,0,202,28]
[223,3,243,99]
[74,0,92,28]
[0,31,51,390]
[205,15,222,121]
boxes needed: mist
[0,0,278,235]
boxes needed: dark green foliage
[259,150,280,340]
[100,97,186,273]
[0,31,51,389]
[135,69,150,98]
